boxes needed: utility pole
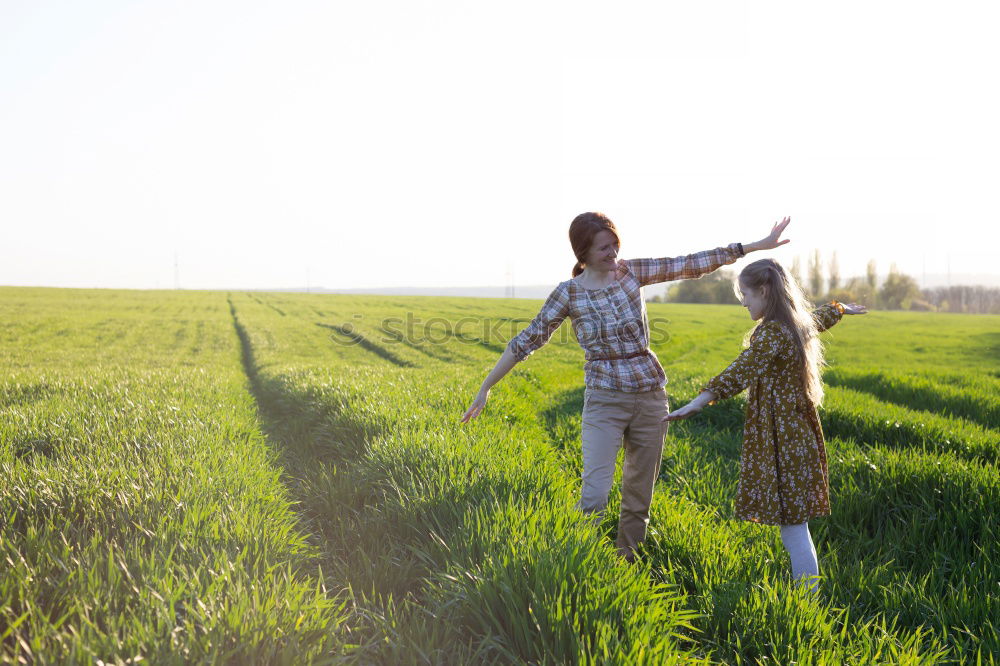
[174,251,179,290]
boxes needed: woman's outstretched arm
[741,216,792,254]
[461,283,570,423]
[627,217,793,286]
[461,347,518,423]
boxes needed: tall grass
[230,293,704,663]
[1,289,349,663]
[2,289,997,663]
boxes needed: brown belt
[586,349,650,362]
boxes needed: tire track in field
[219,295,365,652]
[824,370,1000,430]
[402,316,516,357]
[227,296,386,457]
[225,295,552,662]
[445,327,507,354]
[310,309,468,363]
[248,293,286,316]
[821,387,998,464]
[315,322,417,367]
[372,322,472,363]
[226,296,407,658]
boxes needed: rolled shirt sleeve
[813,302,845,332]
[624,243,745,287]
[506,283,570,361]
[703,322,785,401]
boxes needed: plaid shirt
[507,243,745,392]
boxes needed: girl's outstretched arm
[664,390,716,421]
[814,301,867,332]
[664,322,785,422]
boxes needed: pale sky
[2,1,998,291]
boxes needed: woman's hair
[738,258,826,406]
[568,212,621,277]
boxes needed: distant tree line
[651,268,741,305]
[647,251,1000,314]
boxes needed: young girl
[665,258,866,588]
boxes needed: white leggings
[779,522,819,588]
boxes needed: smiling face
[738,280,768,320]
[583,230,619,272]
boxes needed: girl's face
[738,281,767,320]
[584,230,619,272]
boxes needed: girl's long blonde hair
[739,258,826,406]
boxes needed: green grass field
[2,287,997,664]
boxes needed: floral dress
[704,303,844,525]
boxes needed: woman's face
[584,230,619,272]
[738,281,767,320]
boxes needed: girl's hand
[842,303,868,315]
[664,402,703,422]
[461,389,489,423]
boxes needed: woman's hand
[744,216,791,253]
[842,303,868,315]
[461,389,489,423]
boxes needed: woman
[461,212,791,561]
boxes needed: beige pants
[578,387,669,560]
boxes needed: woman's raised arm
[741,216,792,254]
[626,217,793,287]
